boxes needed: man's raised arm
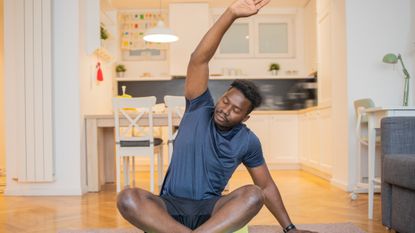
[185,0,270,100]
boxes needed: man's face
[214,88,252,131]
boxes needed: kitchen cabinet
[316,0,332,106]
[218,19,253,57]
[169,3,209,76]
[298,107,332,175]
[245,113,298,165]
[215,14,295,58]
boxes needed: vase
[116,72,125,78]
[270,70,278,76]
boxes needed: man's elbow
[189,51,207,65]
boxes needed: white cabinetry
[214,13,295,58]
[169,3,209,76]
[316,0,332,106]
[245,113,298,165]
[299,107,332,175]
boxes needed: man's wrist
[226,7,239,20]
[283,223,296,233]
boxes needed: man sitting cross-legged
[117,0,316,232]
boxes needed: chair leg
[116,155,121,193]
[168,142,173,163]
[124,157,129,189]
[158,146,163,190]
[150,153,155,193]
[132,156,136,187]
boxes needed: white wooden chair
[164,96,185,162]
[113,97,163,193]
[351,98,381,200]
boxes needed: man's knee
[239,185,265,209]
[117,188,144,214]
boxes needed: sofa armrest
[381,117,415,155]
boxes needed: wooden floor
[0,170,391,233]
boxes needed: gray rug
[58,222,366,233]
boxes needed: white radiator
[16,0,53,182]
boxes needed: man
[117,0,315,232]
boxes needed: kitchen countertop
[115,75,315,81]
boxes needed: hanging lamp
[143,0,178,43]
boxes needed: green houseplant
[100,25,109,40]
[269,63,280,76]
[115,64,127,77]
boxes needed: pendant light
[143,0,178,43]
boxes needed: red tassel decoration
[96,62,104,81]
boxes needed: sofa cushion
[383,154,415,190]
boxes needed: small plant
[100,25,109,40]
[269,63,280,71]
[115,64,126,73]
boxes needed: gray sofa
[381,117,415,233]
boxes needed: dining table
[85,113,181,192]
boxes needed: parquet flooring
[0,170,390,233]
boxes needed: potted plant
[269,63,280,76]
[100,24,109,40]
[115,64,127,77]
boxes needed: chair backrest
[164,96,185,160]
[354,98,375,123]
[112,96,157,145]
[354,98,375,139]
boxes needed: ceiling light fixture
[143,0,178,43]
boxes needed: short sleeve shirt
[160,89,264,200]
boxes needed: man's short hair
[229,79,262,113]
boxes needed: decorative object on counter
[269,63,280,76]
[308,70,318,78]
[116,64,127,78]
[96,62,104,82]
[222,67,243,76]
[118,86,135,112]
[120,86,132,98]
[383,53,411,106]
[143,0,178,43]
[285,70,298,76]
[141,72,152,77]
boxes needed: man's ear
[242,114,250,122]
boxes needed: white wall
[344,0,415,190]
[0,0,5,175]
[80,7,116,116]
[328,0,349,190]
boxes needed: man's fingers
[255,0,271,10]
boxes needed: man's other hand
[229,0,271,18]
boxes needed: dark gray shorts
[160,195,221,230]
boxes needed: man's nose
[223,105,231,116]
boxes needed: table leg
[86,119,99,192]
[367,115,376,219]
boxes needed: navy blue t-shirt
[160,89,265,200]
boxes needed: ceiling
[104,0,311,9]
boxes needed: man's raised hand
[229,0,271,18]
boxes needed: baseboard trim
[4,186,85,196]
[300,164,332,181]
[330,178,349,191]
